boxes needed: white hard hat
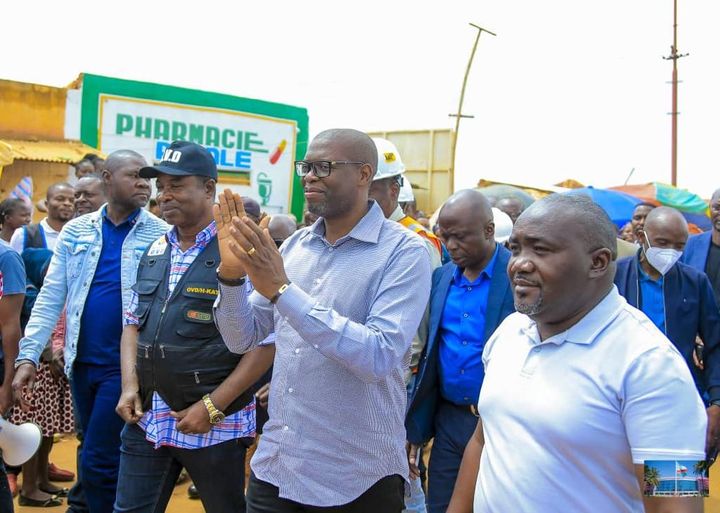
[372,137,405,181]
[399,176,415,203]
[492,207,513,243]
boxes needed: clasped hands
[213,189,288,299]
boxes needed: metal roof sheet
[0,139,104,165]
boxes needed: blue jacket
[405,245,514,444]
[682,231,712,273]
[614,254,720,402]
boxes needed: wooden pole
[663,0,687,186]
[671,0,678,186]
[449,23,496,193]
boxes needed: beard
[307,199,329,218]
[307,193,353,220]
[515,291,543,316]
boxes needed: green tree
[692,461,707,477]
[644,465,660,495]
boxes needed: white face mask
[643,233,682,275]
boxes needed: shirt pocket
[132,279,161,329]
[67,242,92,279]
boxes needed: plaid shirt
[125,221,255,449]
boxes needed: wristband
[216,267,246,287]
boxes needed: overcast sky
[4,0,718,197]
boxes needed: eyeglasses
[294,160,367,178]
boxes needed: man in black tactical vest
[114,141,273,513]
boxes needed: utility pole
[449,23,496,193]
[663,0,688,186]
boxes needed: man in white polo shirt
[447,194,707,513]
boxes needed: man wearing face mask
[614,206,720,464]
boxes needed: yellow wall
[367,129,453,215]
[0,79,67,140]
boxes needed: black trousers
[246,472,405,513]
[114,423,251,513]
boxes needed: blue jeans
[66,428,89,512]
[403,475,427,513]
[114,423,250,513]
[426,401,478,513]
[403,374,427,513]
[67,377,89,513]
[71,364,125,513]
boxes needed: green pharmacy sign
[79,74,309,217]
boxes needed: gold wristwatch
[202,394,226,425]
[270,282,291,304]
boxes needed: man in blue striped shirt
[214,129,433,512]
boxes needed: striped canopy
[609,182,710,232]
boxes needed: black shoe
[40,486,70,497]
[188,484,200,500]
[18,494,63,507]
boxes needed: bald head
[508,194,616,328]
[644,206,687,232]
[642,206,688,250]
[74,175,106,215]
[496,196,525,223]
[520,194,618,260]
[313,129,378,177]
[438,189,496,270]
[303,129,378,221]
[104,149,147,173]
[441,189,493,223]
[712,189,720,234]
[269,214,298,244]
[101,149,152,211]
[241,197,262,223]
[76,175,102,189]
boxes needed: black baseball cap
[140,141,218,180]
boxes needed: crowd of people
[0,129,718,513]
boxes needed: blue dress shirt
[438,245,499,405]
[638,261,666,334]
[214,201,432,507]
[76,208,140,366]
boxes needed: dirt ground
[13,434,720,512]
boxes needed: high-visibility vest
[398,215,443,257]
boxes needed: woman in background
[0,199,31,243]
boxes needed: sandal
[18,494,63,507]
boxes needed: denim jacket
[16,206,169,377]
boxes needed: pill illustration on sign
[269,139,287,165]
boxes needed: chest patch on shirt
[147,237,168,257]
[185,309,213,323]
[184,285,219,300]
